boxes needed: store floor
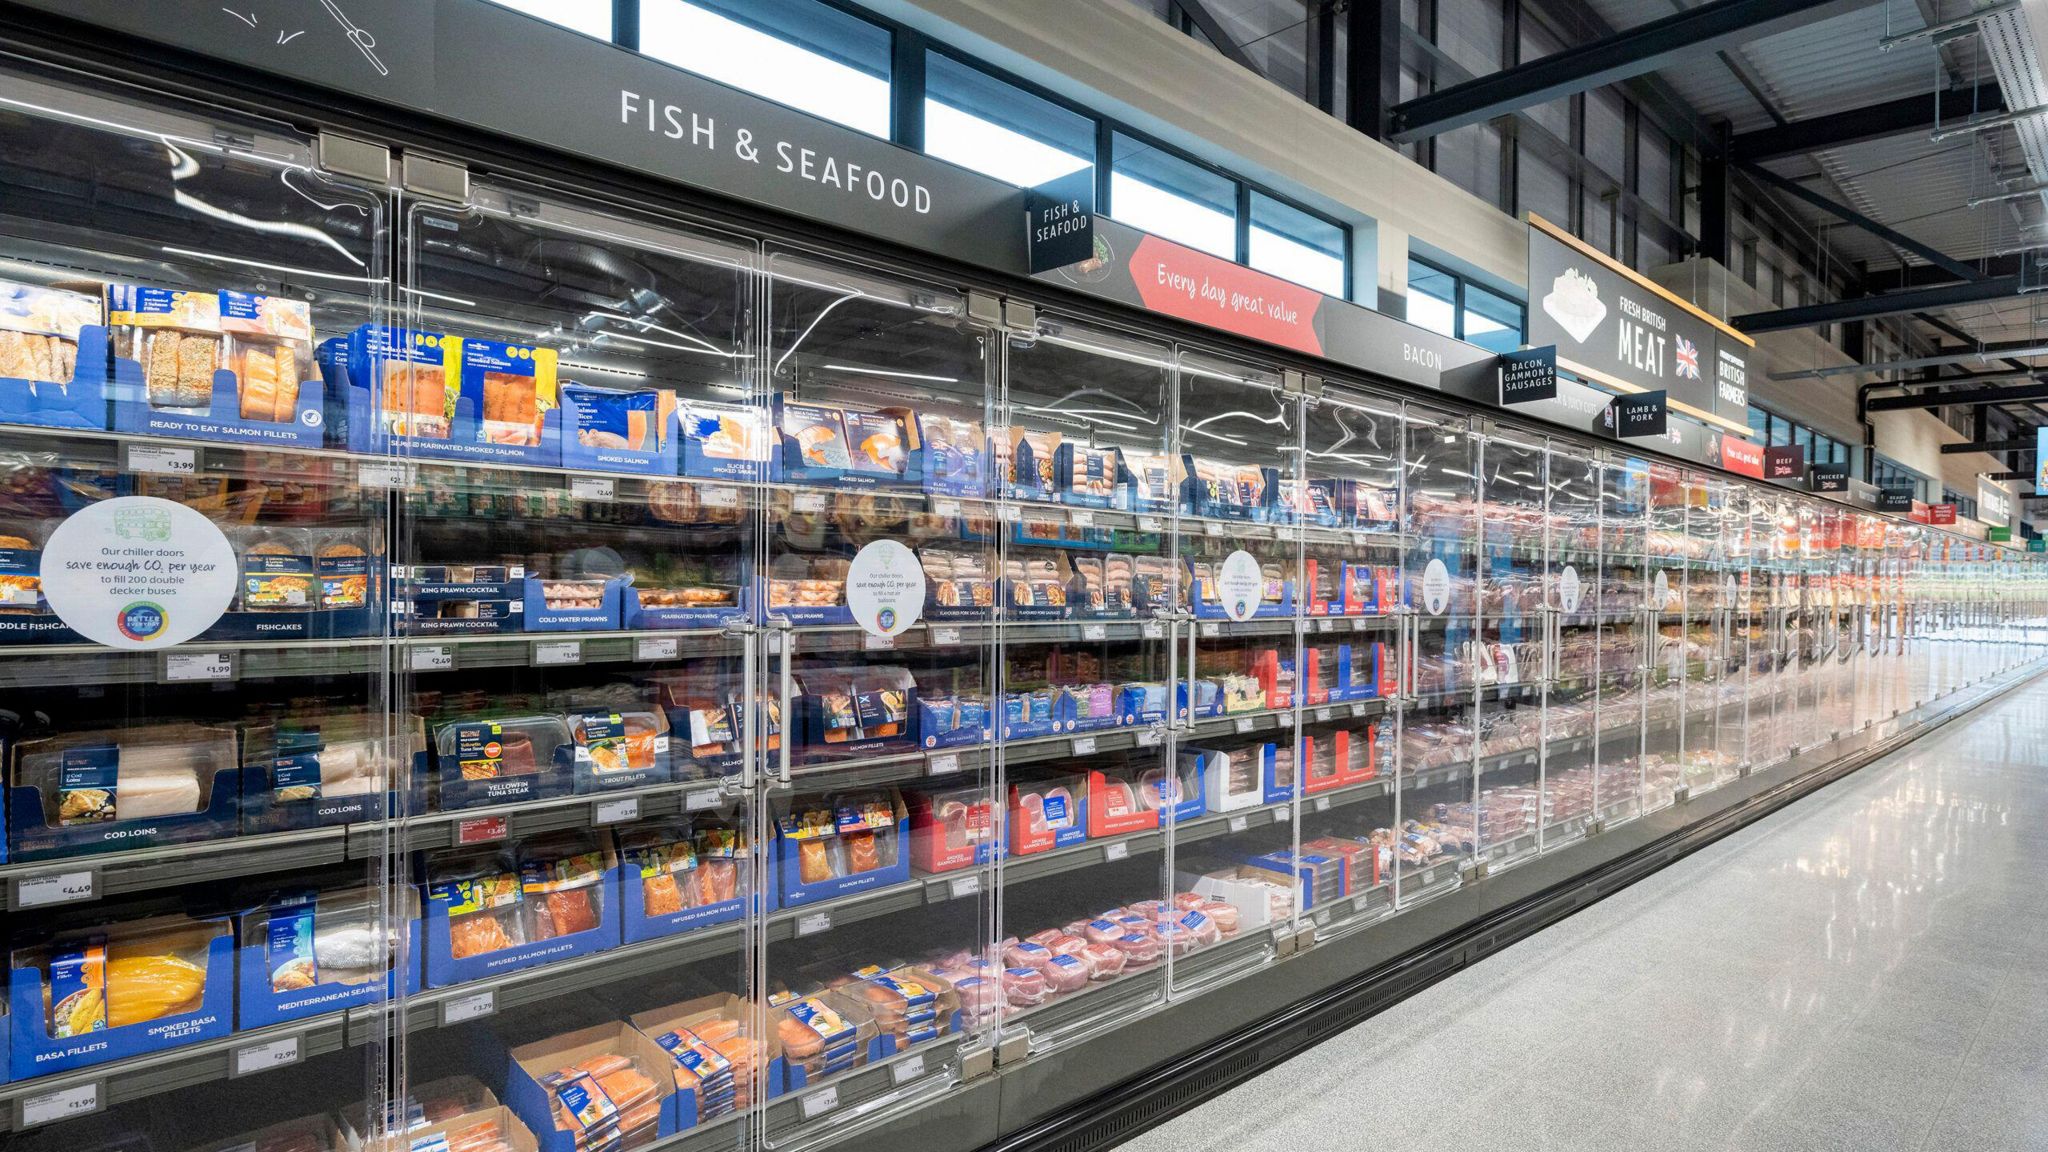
[1119,676,2048,1152]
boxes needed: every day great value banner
[1526,216,1753,432]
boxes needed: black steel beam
[1701,123,1732,267]
[1942,438,2039,454]
[1866,381,2048,412]
[1734,276,2024,332]
[1986,470,2033,481]
[1348,0,1402,140]
[1175,0,1263,75]
[1739,162,1982,281]
[1387,0,1867,142]
[1729,85,2007,162]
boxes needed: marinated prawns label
[41,497,237,649]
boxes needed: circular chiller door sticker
[1216,550,1264,622]
[1654,569,1672,609]
[1558,565,1582,614]
[1422,557,1451,615]
[42,496,238,650]
[846,538,927,638]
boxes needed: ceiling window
[1249,192,1345,297]
[923,52,1092,187]
[482,0,613,39]
[640,0,892,139]
[1407,259,1458,338]
[1110,132,1236,259]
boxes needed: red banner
[1130,236,1325,356]
[1720,435,1764,478]
[1929,503,1957,525]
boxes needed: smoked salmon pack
[504,1022,678,1152]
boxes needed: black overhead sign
[1026,169,1096,275]
[1764,445,1806,481]
[1810,465,1848,493]
[1500,346,1559,404]
[1876,487,1913,512]
[1527,216,1752,430]
[1604,390,1668,439]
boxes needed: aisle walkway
[1120,676,2048,1152]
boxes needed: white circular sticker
[845,538,927,637]
[42,496,238,650]
[1558,565,1582,614]
[1422,557,1451,616]
[1215,550,1264,623]
[1653,569,1671,609]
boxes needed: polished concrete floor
[1120,675,2048,1152]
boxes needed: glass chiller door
[1542,439,1601,844]
[1473,428,1545,869]
[1167,350,1298,995]
[1641,462,1684,811]
[397,185,764,1152]
[1594,456,1648,828]
[759,253,997,1146]
[1294,386,1403,935]
[1397,404,1479,903]
[0,66,396,1150]
[995,315,1177,1049]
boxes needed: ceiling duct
[1981,1,2048,208]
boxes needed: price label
[410,645,454,673]
[124,443,196,476]
[1317,618,1334,633]
[570,476,616,502]
[796,911,833,937]
[1135,728,1163,748]
[928,753,961,775]
[1082,623,1108,641]
[1314,707,1333,723]
[1274,805,1291,823]
[792,492,828,514]
[593,796,640,825]
[1142,621,1165,640]
[932,498,962,518]
[163,651,235,683]
[1278,711,1295,727]
[1137,516,1163,532]
[1227,815,1249,833]
[890,1053,928,1086]
[948,873,981,899]
[534,640,583,666]
[441,990,495,1025]
[863,633,896,651]
[454,815,508,846]
[1234,717,1255,735]
[1103,840,1130,862]
[1313,796,1331,812]
[685,788,724,812]
[1200,621,1220,638]
[1000,504,1024,523]
[800,1087,840,1121]
[357,460,412,489]
[19,1081,99,1129]
[700,486,741,510]
[1069,509,1094,529]
[1353,893,1374,913]
[231,1034,301,1078]
[14,869,96,910]
[634,636,680,662]
[932,627,962,646]
[1350,703,1368,718]
[1350,617,1369,632]
[1203,520,1224,537]
[1071,736,1098,756]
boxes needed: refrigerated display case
[0,45,2042,1152]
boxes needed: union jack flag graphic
[1674,335,1701,379]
